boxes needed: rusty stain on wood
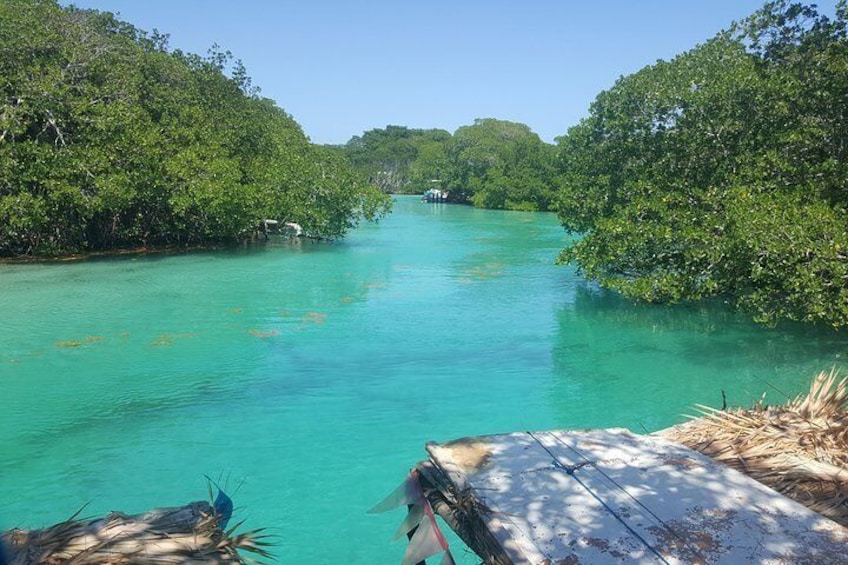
[431,436,494,474]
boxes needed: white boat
[422,188,448,202]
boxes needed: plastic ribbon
[371,469,455,565]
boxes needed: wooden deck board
[424,428,848,564]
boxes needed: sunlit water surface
[2,196,846,562]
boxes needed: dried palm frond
[1,500,273,564]
[659,370,848,527]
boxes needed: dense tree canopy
[556,1,848,328]
[340,125,450,194]
[341,119,558,211]
[0,0,390,257]
[435,118,557,211]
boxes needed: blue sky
[65,1,839,145]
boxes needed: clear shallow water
[1,195,846,563]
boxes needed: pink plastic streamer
[373,469,455,565]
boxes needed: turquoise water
[1,195,846,562]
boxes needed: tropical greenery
[432,118,557,211]
[340,125,450,194]
[555,0,848,328]
[340,119,558,211]
[0,0,390,257]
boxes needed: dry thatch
[659,370,848,527]
[1,500,271,564]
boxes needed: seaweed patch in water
[248,329,280,338]
[150,332,197,347]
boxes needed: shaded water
[1,195,845,562]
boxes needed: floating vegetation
[248,329,280,339]
[339,296,354,303]
[462,263,504,281]
[54,335,106,349]
[229,307,244,314]
[150,332,197,347]
[303,312,327,324]
[150,336,173,347]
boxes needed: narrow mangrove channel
[3,1,848,562]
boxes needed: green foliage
[378,118,558,211]
[0,0,389,256]
[341,125,450,193]
[340,119,558,211]
[442,119,558,211]
[727,188,848,327]
[556,1,848,327]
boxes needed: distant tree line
[339,125,450,194]
[0,0,390,257]
[337,119,558,212]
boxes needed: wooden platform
[417,428,848,564]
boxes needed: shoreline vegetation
[0,0,391,260]
[1,0,847,329]
[0,232,326,265]
[0,243,224,264]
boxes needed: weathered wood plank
[425,428,848,564]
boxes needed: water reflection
[549,284,848,432]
